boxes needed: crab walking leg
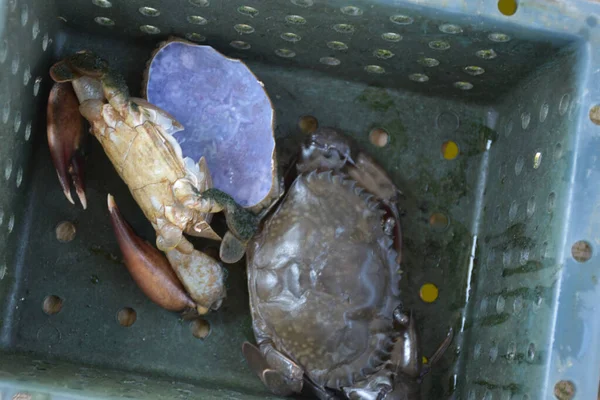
[47,82,87,209]
[242,342,304,397]
[107,194,196,312]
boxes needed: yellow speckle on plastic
[422,356,428,364]
[498,0,518,16]
[420,283,439,303]
[441,140,459,160]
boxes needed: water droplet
[319,57,340,66]
[237,6,258,17]
[559,93,570,116]
[230,40,250,50]
[390,14,413,25]
[185,33,206,42]
[476,49,497,59]
[340,6,363,16]
[496,295,505,313]
[139,6,160,17]
[94,17,115,26]
[281,32,301,42]
[454,81,473,90]
[286,15,306,24]
[16,167,23,188]
[514,155,524,176]
[333,23,354,33]
[489,344,498,362]
[527,343,536,362]
[20,4,29,26]
[291,0,313,7]
[14,111,21,132]
[439,23,462,34]
[140,24,160,34]
[187,15,208,25]
[25,122,32,141]
[275,48,296,58]
[32,19,40,39]
[364,65,385,74]
[521,112,531,129]
[464,65,485,76]
[527,196,536,217]
[429,40,450,50]
[4,159,12,180]
[234,24,255,34]
[0,40,8,63]
[489,32,511,42]
[33,76,42,96]
[513,296,523,314]
[381,32,402,42]
[92,0,112,8]
[327,41,348,50]
[373,49,394,59]
[419,57,439,67]
[540,103,549,122]
[189,0,209,6]
[23,65,31,86]
[409,73,429,83]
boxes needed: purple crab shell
[145,40,276,208]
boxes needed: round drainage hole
[571,240,592,263]
[298,115,318,134]
[117,307,137,327]
[43,295,63,315]
[369,128,389,147]
[191,318,211,339]
[55,221,76,243]
[553,380,575,400]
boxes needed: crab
[199,127,453,399]
[46,50,229,314]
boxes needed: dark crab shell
[143,38,280,212]
[246,169,402,389]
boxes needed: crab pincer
[47,82,87,209]
[107,194,196,312]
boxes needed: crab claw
[107,194,196,312]
[47,81,87,209]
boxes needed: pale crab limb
[242,342,304,397]
[46,82,87,209]
[107,194,196,312]
[163,234,226,314]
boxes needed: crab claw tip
[107,193,116,210]
[77,188,88,210]
[63,188,75,205]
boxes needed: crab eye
[323,149,334,159]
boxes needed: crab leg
[47,82,87,208]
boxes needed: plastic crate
[0,0,599,399]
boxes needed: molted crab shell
[143,38,281,214]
